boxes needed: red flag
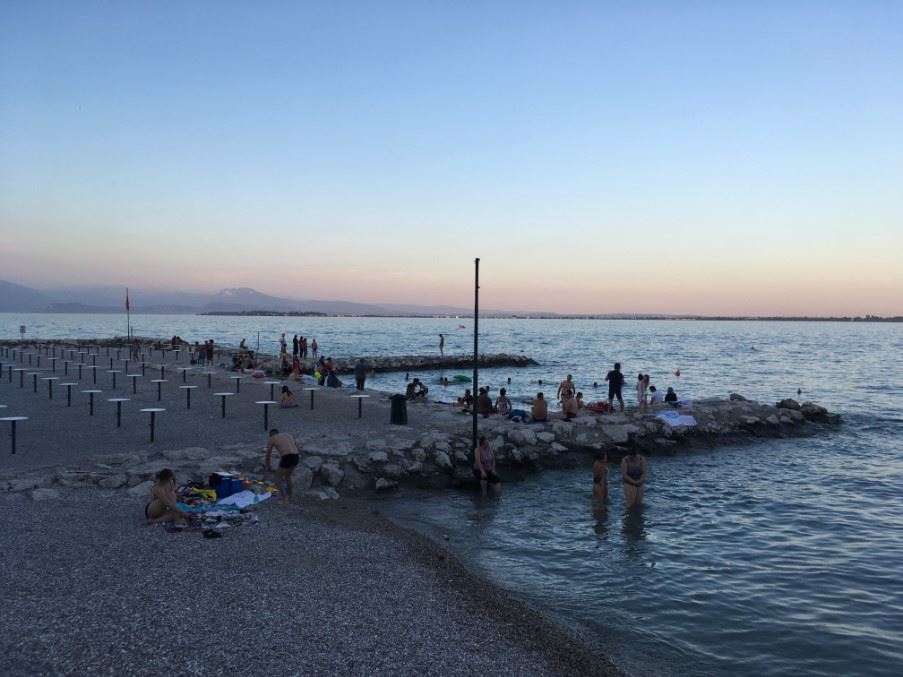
[125,289,130,312]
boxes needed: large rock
[305,487,339,500]
[5,478,44,492]
[729,393,747,402]
[800,402,828,421]
[776,399,801,410]
[434,451,452,470]
[294,466,314,491]
[302,456,323,472]
[602,424,631,444]
[127,480,154,498]
[536,432,556,444]
[162,447,210,461]
[57,472,101,488]
[320,463,344,487]
[374,477,398,492]
[368,451,389,463]
[94,453,143,466]
[509,429,537,446]
[31,488,61,501]
[98,473,127,489]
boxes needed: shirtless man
[439,333,445,357]
[557,374,575,402]
[265,429,301,506]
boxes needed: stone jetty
[2,387,839,499]
[327,353,536,374]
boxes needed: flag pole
[126,288,131,341]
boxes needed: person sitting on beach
[576,392,585,409]
[561,392,579,420]
[477,387,493,418]
[281,355,291,377]
[621,447,647,510]
[473,436,501,497]
[145,469,186,524]
[265,428,301,507]
[592,451,608,510]
[557,374,575,403]
[405,378,428,400]
[495,388,512,418]
[531,392,548,422]
[239,338,247,350]
[280,385,298,408]
[457,388,473,411]
[648,385,663,410]
[665,387,678,404]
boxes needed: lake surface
[3,313,902,675]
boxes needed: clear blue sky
[1,1,901,314]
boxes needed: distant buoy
[674,369,681,377]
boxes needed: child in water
[592,452,608,510]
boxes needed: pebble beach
[0,341,618,675]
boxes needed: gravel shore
[0,488,617,676]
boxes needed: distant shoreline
[2,310,901,322]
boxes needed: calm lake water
[3,313,902,675]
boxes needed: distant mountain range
[0,280,513,317]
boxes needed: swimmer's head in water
[269,428,279,436]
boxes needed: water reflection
[621,506,647,546]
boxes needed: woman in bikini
[145,468,186,524]
[621,447,647,509]
[592,451,608,510]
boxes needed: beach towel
[657,410,697,427]
[215,490,272,508]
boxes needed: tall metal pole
[472,257,479,458]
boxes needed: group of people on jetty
[454,362,679,424]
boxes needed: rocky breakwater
[1,396,839,502]
[328,353,537,374]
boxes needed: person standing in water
[621,447,647,509]
[592,452,608,510]
[473,436,501,497]
[439,333,445,357]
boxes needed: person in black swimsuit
[605,362,625,412]
[620,447,647,509]
[265,428,301,506]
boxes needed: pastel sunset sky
[1,1,901,315]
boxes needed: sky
[1,1,901,316]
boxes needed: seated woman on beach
[145,469,186,524]
[531,392,548,422]
[592,451,608,510]
[280,385,298,408]
[456,388,473,410]
[562,393,579,420]
[473,436,501,497]
[495,388,512,418]
[621,448,647,510]
[665,387,678,404]
[477,387,493,418]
